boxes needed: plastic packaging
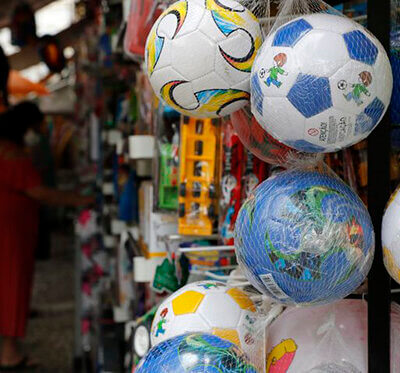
[136,333,258,372]
[235,164,374,306]
[265,299,400,373]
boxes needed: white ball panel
[192,71,230,91]
[256,96,306,143]
[198,293,241,328]
[173,82,199,109]
[293,29,349,77]
[149,66,187,95]
[170,33,215,81]
[174,0,205,37]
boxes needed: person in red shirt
[0,102,93,370]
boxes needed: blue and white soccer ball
[250,13,393,153]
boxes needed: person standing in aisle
[0,102,93,371]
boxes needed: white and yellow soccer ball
[150,281,258,353]
[145,0,262,118]
[382,185,400,284]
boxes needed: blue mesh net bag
[234,164,374,306]
[136,332,258,372]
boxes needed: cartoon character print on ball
[145,0,262,118]
[234,170,374,305]
[230,106,296,164]
[136,333,258,372]
[382,184,400,284]
[150,281,258,360]
[250,13,393,152]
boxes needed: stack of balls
[136,281,261,372]
[138,1,395,370]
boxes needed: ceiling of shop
[0,0,56,29]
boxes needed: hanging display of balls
[250,13,393,153]
[150,281,258,357]
[234,169,374,305]
[145,0,262,118]
[136,333,258,372]
[382,184,400,284]
[230,106,295,164]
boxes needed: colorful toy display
[382,184,400,284]
[220,120,244,245]
[178,116,220,236]
[145,0,262,118]
[230,107,294,164]
[137,332,258,372]
[235,169,375,305]
[251,13,393,153]
[150,281,257,354]
[265,300,400,373]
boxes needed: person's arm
[25,185,95,207]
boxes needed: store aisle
[25,233,75,372]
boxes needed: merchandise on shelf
[219,119,244,245]
[178,116,220,236]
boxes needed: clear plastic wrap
[234,162,374,306]
[136,332,258,372]
[382,184,400,284]
[265,299,400,373]
[149,280,265,371]
[145,0,262,118]
[250,0,393,153]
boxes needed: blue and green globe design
[234,170,374,305]
[136,333,258,372]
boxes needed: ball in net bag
[150,281,258,359]
[145,0,262,118]
[230,106,295,164]
[250,13,392,153]
[136,333,258,372]
[234,169,374,305]
[382,184,400,284]
[265,299,400,373]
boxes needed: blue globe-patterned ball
[136,333,258,373]
[234,170,374,306]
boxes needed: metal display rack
[366,0,393,370]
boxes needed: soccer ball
[145,0,262,118]
[136,333,258,372]
[250,13,393,153]
[150,281,258,354]
[234,170,374,305]
[382,184,400,284]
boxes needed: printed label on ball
[306,115,353,146]
[259,274,289,299]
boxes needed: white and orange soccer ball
[150,281,258,354]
